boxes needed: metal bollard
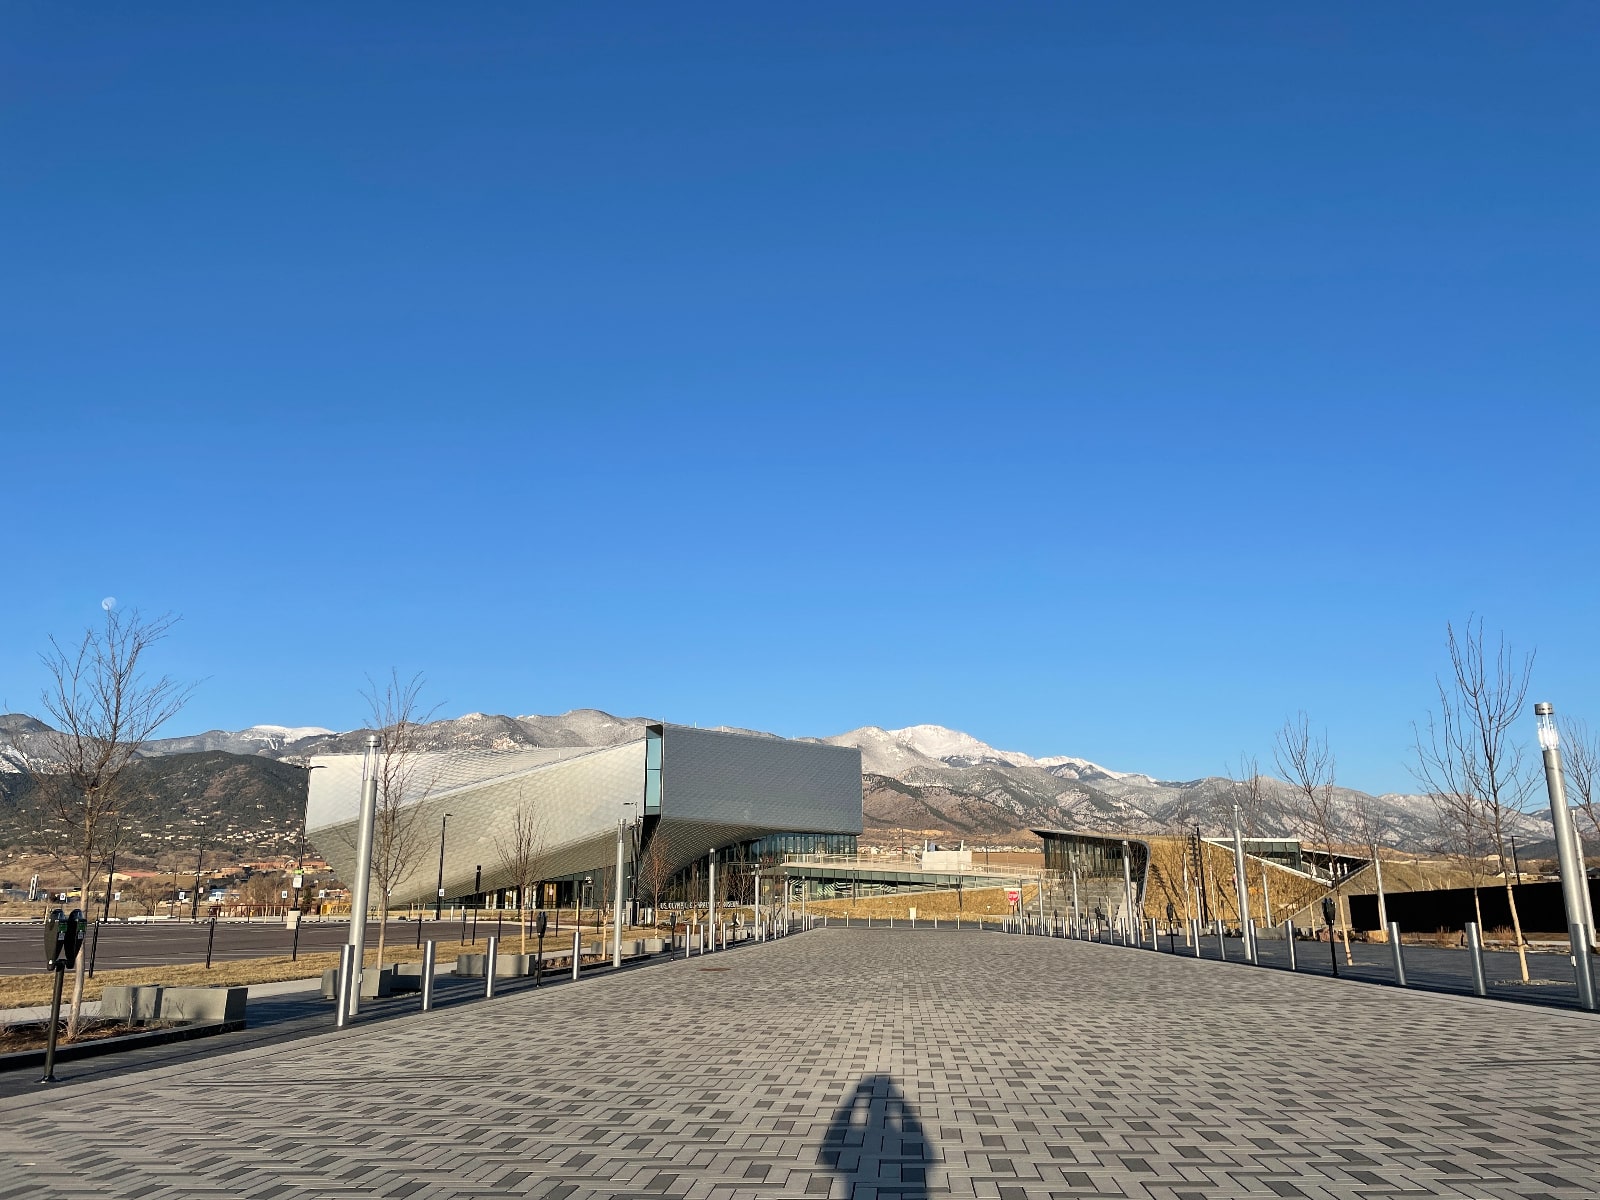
[1284,920,1296,971]
[334,943,356,1028]
[571,929,581,980]
[485,935,498,998]
[1192,919,1202,958]
[1246,919,1257,965]
[1387,921,1406,987]
[421,939,437,1011]
[1466,921,1487,996]
[1216,921,1227,962]
[1572,923,1598,1012]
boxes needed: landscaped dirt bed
[0,1020,176,1054]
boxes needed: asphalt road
[0,914,576,975]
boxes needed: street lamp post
[707,850,717,951]
[1232,803,1253,962]
[471,864,482,944]
[434,813,453,921]
[1120,840,1135,945]
[343,734,380,1019]
[1537,704,1597,983]
[612,819,626,968]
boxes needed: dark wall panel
[1350,879,1600,934]
[661,725,862,835]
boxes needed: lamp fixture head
[1535,702,1560,751]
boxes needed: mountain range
[3,709,1554,853]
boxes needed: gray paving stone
[1,930,1597,1198]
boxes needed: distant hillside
[0,751,309,863]
[3,707,1554,852]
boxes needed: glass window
[644,726,662,814]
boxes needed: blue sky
[3,4,1596,794]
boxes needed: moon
[101,596,117,611]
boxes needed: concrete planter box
[320,966,394,999]
[104,984,247,1024]
[644,938,666,954]
[390,961,430,991]
[100,985,164,1023]
[455,953,533,977]
[158,986,248,1023]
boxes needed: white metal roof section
[305,743,640,834]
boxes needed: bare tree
[126,876,168,916]
[495,789,548,953]
[637,827,673,918]
[1412,617,1535,980]
[1226,754,1274,837]
[1426,790,1495,932]
[24,605,193,1036]
[1274,712,1350,961]
[1560,716,1600,847]
[364,671,440,969]
[1348,789,1394,931]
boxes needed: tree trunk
[66,867,93,1039]
[1504,877,1530,982]
[374,893,388,969]
[520,893,528,954]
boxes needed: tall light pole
[434,813,453,921]
[1232,803,1253,961]
[1120,839,1134,942]
[1537,704,1596,956]
[612,819,626,968]
[345,734,380,1018]
[708,849,717,949]
[1069,852,1080,934]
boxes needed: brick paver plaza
[2,929,1596,1199]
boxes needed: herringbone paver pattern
[1,930,1596,1199]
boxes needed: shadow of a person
[817,1074,933,1198]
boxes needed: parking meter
[45,908,87,970]
[533,908,549,987]
[1321,897,1336,927]
[39,908,85,1084]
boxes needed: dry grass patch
[805,885,1022,920]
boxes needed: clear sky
[3,4,1596,795]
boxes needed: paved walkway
[1,929,1596,1199]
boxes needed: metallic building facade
[306,724,862,905]
[1035,829,1150,925]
